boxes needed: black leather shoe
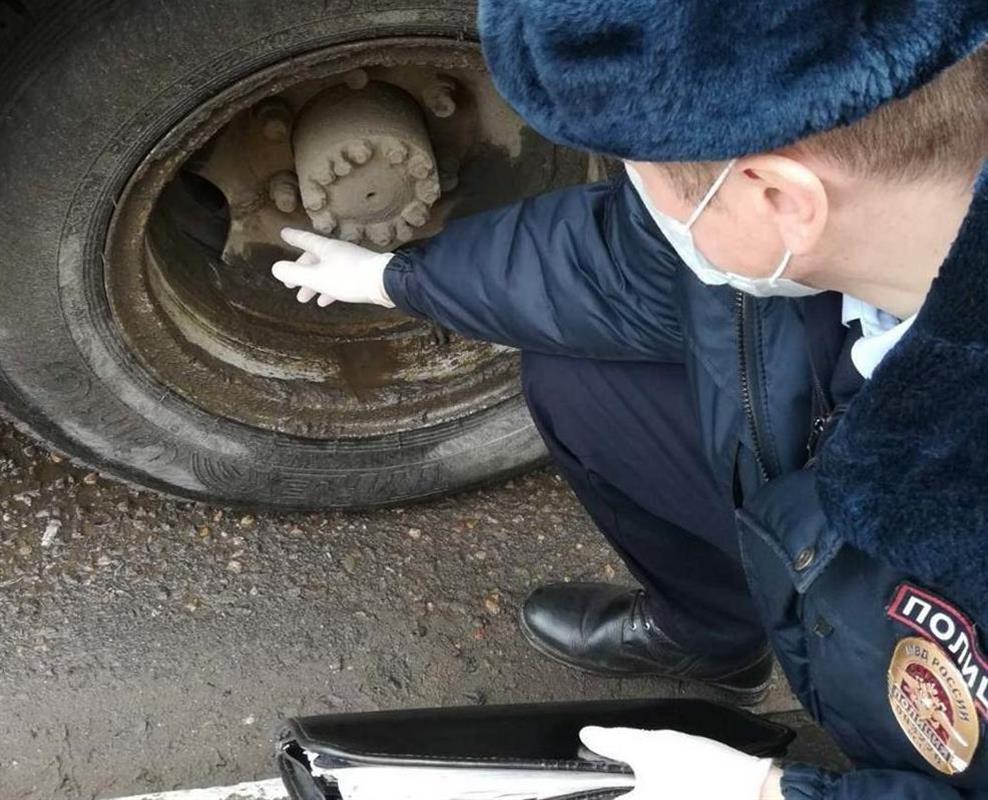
[520,583,773,705]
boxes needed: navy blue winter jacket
[383,168,988,799]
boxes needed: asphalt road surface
[0,420,843,799]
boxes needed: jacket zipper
[805,335,832,459]
[806,415,827,460]
[735,291,776,482]
[806,402,850,466]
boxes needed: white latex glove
[579,726,782,800]
[271,228,396,308]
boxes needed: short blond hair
[661,44,988,199]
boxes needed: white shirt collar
[841,295,917,379]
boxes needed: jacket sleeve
[382,177,685,361]
[782,763,988,800]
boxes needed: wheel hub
[292,80,441,247]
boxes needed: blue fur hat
[478,0,988,161]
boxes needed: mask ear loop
[768,250,794,285]
[685,158,738,230]
[688,158,795,286]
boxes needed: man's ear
[734,154,829,256]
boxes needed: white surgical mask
[625,159,822,298]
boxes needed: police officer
[271,2,988,797]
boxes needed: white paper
[312,764,634,800]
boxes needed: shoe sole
[518,609,773,707]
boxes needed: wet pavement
[0,420,843,799]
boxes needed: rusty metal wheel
[0,0,600,508]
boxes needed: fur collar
[817,166,988,622]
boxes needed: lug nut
[367,222,394,247]
[394,220,415,243]
[345,140,373,165]
[422,80,457,118]
[263,117,290,142]
[333,156,353,177]
[407,153,433,180]
[301,181,328,213]
[255,98,294,143]
[415,178,441,205]
[402,201,430,228]
[386,142,409,164]
[313,213,337,235]
[269,171,300,214]
[339,222,365,243]
[343,69,369,90]
[311,160,336,185]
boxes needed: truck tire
[0,0,556,508]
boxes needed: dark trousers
[521,351,765,659]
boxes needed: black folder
[278,698,794,800]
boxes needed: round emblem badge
[888,637,980,775]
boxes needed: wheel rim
[104,38,592,439]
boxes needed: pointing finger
[281,227,331,254]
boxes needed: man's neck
[800,174,978,319]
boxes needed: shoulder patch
[887,582,988,721]
[888,637,980,775]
